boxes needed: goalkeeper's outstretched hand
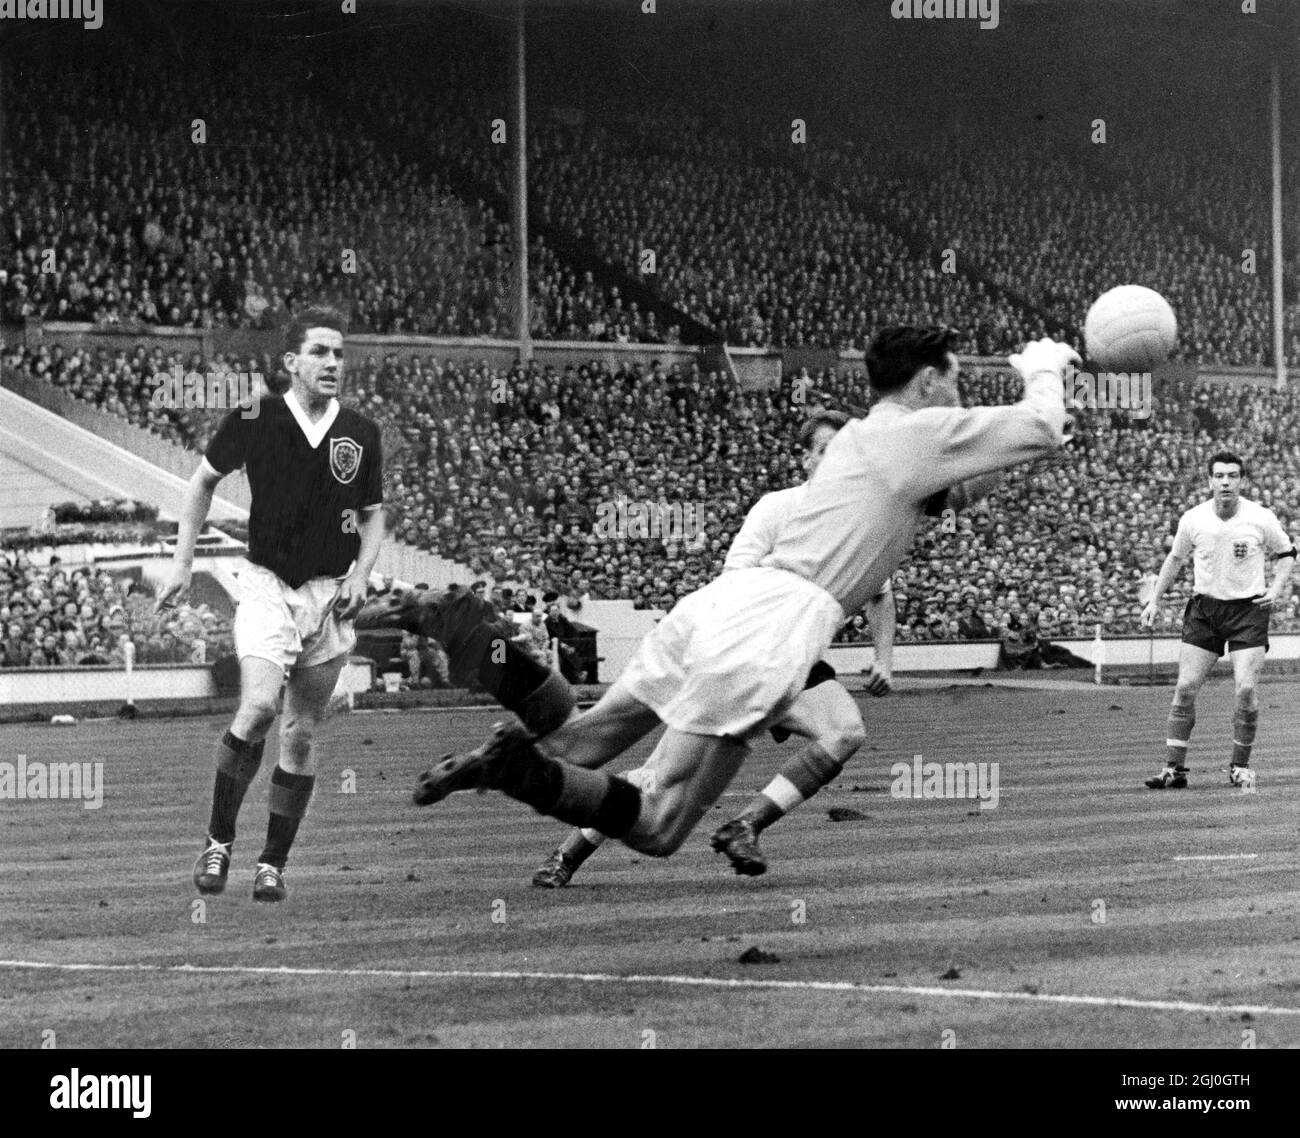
[1008,337,1080,382]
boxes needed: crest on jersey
[1233,541,1249,560]
[329,436,363,485]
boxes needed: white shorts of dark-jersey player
[415,330,1076,859]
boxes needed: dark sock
[260,767,315,869]
[495,747,642,837]
[1232,706,1258,766]
[558,830,601,866]
[482,641,576,736]
[740,796,784,834]
[208,731,267,844]
[585,776,642,837]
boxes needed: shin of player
[715,665,873,869]
[1139,451,1296,791]
[159,306,388,900]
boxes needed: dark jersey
[204,395,383,588]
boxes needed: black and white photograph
[0,0,1296,1084]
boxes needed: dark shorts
[1181,594,1269,655]
[804,659,838,690]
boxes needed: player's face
[803,425,840,477]
[1209,463,1242,509]
[285,327,345,406]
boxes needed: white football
[1084,286,1178,373]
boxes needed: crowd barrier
[0,658,375,722]
[25,322,1289,391]
[9,634,1300,723]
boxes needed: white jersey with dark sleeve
[761,372,1067,615]
[1170,498,1295,601]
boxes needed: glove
[1008,338,1081,383]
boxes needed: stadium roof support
[512,0,533,362]
[1272,60,1286,392]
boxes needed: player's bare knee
[1235,682,1258,710]
[831,720,867,762]
[239,696,279,733]
[1172,683,1199,707]
[279,713,318,761]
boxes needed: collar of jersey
[284,389,340,449]
[868,400,910,416]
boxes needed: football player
[160,306,387,902]
[1139,451,1296,792]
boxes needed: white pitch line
[1172,854,1259,862]
[2,959,1298,1018]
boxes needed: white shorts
[233,562,356,672]
[618,566,844,738]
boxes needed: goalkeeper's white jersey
[761,374,1068,617]
[726,482,893,603]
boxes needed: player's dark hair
[1207,451,1246,478]
[283,305,348,356]
[865,326,958,394]
[797,409,851,450]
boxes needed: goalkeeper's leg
[475,631,581,737]
[477,631,660,762]
[487,725,747,859]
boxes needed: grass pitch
[2,679,1298,1048]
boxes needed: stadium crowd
[457,116,1023,355]
[0,550,233,669]
[9,335,1300,648]
[0,60,664,343]
[800,130,1284,368]
[11,42,1300,365]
